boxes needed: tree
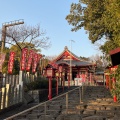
[1,42,42,74]
[66,0,120,100]
[66,0,120,51]
[0,24,51,52]
[79,56,89,61]
[89,54,105,72]
[45,55,57,61]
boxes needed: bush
[111,65,120,102]
[25,78,57,91]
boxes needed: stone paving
[1,86,120,120]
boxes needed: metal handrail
[4,86,83,120]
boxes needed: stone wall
[28,87,65,103]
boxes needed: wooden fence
[0,72,40,110]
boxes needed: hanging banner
[8,52,15,74]
[32,53,38,73]
[36,54,42,72]
[26,50,34,71]
[0,53,6,72]
[21,48,28,71]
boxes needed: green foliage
[66,0,120,53]
[26,79,56,91]
[111,65,120,102]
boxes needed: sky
[0,0,101,58]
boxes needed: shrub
[25,78,57,91]
[111,65,120,102]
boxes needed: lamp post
[46,67,54,100]
[69,40,75,86]
[55,72,59,95]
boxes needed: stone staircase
[59,86,120,120]
[4,86,120,120]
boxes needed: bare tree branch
[0,24,51,50]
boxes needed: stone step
[82,115,106,120]
[96,110,115,117]
[14,118,29,120]
[83,109,96,115]
[57,114,82,120]
[39,115,55,120]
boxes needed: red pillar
[112,77,117,102]
[48,77,52,100]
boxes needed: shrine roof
[49,46,95,67]
[56,60,93,67]
[52,46,84,62]
[109,47,120,55]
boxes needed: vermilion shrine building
[49,46,96,85]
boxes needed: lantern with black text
[46,68,54,78]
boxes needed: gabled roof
[52,46,82,62]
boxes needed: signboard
[74,78,78,86]
[74,78,83,86]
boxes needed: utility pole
[1,19,24,52]
[103,52,105,86]
[69,40,75,85]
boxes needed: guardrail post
[66,93,68,113]
[79,86,82,103]
[82,84,84,100]
[44,102,46,120]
